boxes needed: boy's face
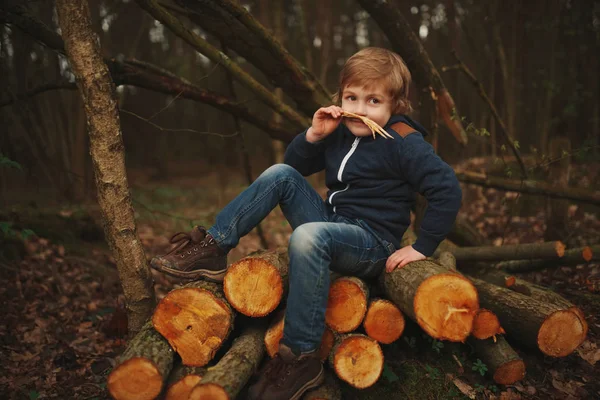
[341,83,393,137]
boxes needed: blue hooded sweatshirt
[283,114,462,257]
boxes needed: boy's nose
[355,102,367,116]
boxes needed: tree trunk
[55,0,156,334]
[329,333,383,389]
[152,281,235,366]
[223,248,289,317]
[545,136,572,241]
[468,277,586,357]
[496,246,596,272]
[382,260,479,342]
[107,322,175,400]
[164,364,207,400]
[455,170,600,206]
[325,276,369,333]
[467,335,525,385]
[363,298,405,344]
[189,324,267,400]
[468,268,588,337]
[441,241,565,262]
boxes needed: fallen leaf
[576,340,600,366]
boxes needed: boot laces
[166,226,212,257]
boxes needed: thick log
[152,281,234,366]
[455,170,600,206]
[329,334,383,389]
[188,324,266,400]
[496,246,597,272]
[302,370,342,400]
[471,308,505,340]
[469,269,588,337]
[223,248,289,317]
[382,260,479,342]
[363,298,405,344]
[325,276,369,333]
[438,251,457,270]
[107,322,174,400]
[468,336,526,385]
[264,311,334,361]
[441,241,566,262]
[469,277,586,357]
[164,364,207,400]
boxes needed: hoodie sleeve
[396,135,462,256]
[284,129,330,176]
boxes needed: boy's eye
[345,95,356,101]
[369,98,380,104]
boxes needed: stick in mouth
[341,110,394,140]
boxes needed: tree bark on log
[455,170,600,206]
[468,269,588,337]
[363,298,405,344]
[495,246,596,272]
[188,324,266,400]
[468,277,586,357]
[55,0,155,334]
[467,336,526,385]
[329,333,383,389]
[356,0,467,145]
[382,260,479,342]
[302,370,342,400]
[441,241,566,262]
[107,322,175,400]
[152,281,235,366]
[164,364,207,400]
[223,248,289,317]
[325,276,369,333]
[174,0,330,116]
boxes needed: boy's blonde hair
[334,47,412,114]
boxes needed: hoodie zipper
[329,137,360,212]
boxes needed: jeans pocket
[354,257,387,279]
[354,219,396,256]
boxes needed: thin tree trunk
[55,0,156,334]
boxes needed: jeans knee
[289,223,330,256]
[260,163,298,181]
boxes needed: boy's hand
[306,106,343,143]
[385,246,426,273]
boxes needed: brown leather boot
[150,226,227,281]
[247,344,324,400]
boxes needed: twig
[340,111,393,139]
[120,109,239,138]
[0,81,77,107]
[443,51,528,179]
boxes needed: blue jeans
[207,164,393,353]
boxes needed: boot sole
[150,258,227,282]
[289,366,325,400]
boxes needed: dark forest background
[1,0,598,205]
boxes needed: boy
[151,47,462,399]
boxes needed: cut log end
[504,276,516,287]
[582,246,592,262]
[265,315,285,358]
[493,359,526,385]
[414,274,479,342]
[224,258,283,317]
[107,357,162,400]
[152,287,232,366]
[325,278,368,333]
[318,328,335,361]
[363,299,405,344]
[538,310,586,357]
[472,309,503,340]
[165,375,202,400]
[332,336,383,389]
[555,241,566,257]
[188,383,229,400]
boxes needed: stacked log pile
[107,239,594,399]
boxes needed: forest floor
[1,160,599,400]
